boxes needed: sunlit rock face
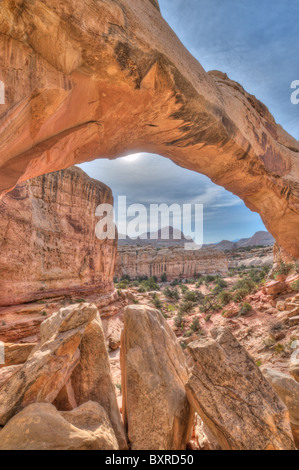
[116,246,228,281]
[0,0,298,257]
[0,167,117,306]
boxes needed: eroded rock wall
[0,166,117,306]
[116,246,228,280]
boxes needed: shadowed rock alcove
[0,0,298,257]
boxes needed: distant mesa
[118,228,274,250]
[118,226,192,248]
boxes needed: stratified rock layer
[0,166,117,306]
[116,246,228,280]
[121,305,194,450]
[0,0,298,257]
[186,328,296,450]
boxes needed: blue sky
[80,0,298,244]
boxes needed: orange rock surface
[0,0,298,257]
[0,166,117,306]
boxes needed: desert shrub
[239,302,253,316]
[138,285,146,293]
[218,291,233,306]
[170,279,180,287]
[233,288,250,302]
[216,278,228,289]
[274,262,293,277]
[174,313,185,329]
[121,275,131,282]
[184,291,203,303]
[137,275,148,282]
[190,317,201,332]
[152,294,162,310]
[233,277,257,293]
[205,275,217,284]
[179,301,194,315]
[291,280,299,292]
[164,287,180,301]
[180,285,189,294]
[117,280,129,290]
[140,277,160,292]
[205,314,212,322]
[161,273,167,283]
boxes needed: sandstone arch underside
[0,0,298,257]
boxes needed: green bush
[233,288,249,302]
[152,295,163,311]
[161,273,167,283]
[184,291,203,303]
[139,277,160,292]
[239,302,253,316]
[179,301,194,315]
[218,291,233,306]
[164,287,180,301]
[291,280,299,292]
[190,317,201,332]
[274,262,293,277]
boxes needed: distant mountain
[118,226,191,247]
[214,231,274,251]
[118,228,274,249]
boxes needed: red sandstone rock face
[0,1,298,257]
[0,167,117,306]
[116,246,228,281]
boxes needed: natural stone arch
[0,0,298,257]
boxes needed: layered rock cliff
[0,167,117,306]
[116,246,228,281]
[0,0,298,257]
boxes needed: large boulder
[70,313,127,450]
[0,402,118,450]
[262,367,299,448]
[121,305,194,450]
[0,303,97,425]
[186,328,296,450]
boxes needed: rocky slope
[116,246,228,280]
[0,166,117,307]
[0,0,298,258]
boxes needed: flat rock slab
[186,328,296,450]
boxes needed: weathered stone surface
[0,303,97,425]
[0,365,22,388]
[121,305,194,450]
[70,313,127,449]
[186,328,296,450]
[262,367,299,448]
[0,166,117,306]
[0,402,118,450]
[0,1,298,257]
[0,343,35,369]
[116,246,228,281]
